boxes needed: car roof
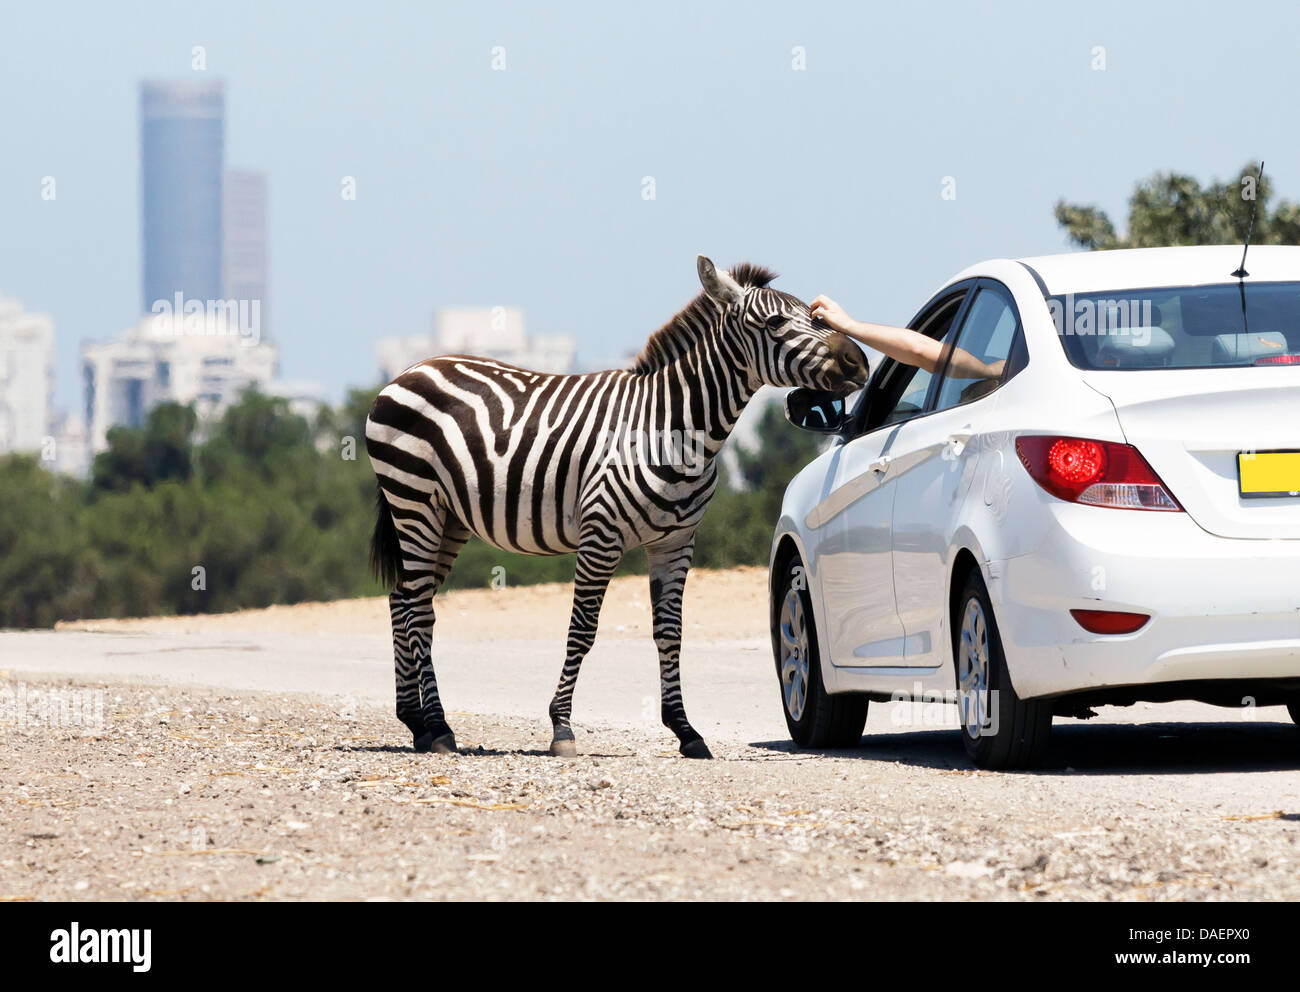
[1008,245,1300,295]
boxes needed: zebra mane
[633,263,779,373]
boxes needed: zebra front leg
[548,537,621,757]
[647,538,712,758]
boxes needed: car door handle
[945,427,974,457]
[868,454,892,475]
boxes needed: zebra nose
[831,336,867,384]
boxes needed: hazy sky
[4,0,1296,410]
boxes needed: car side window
[879,365,935,428]
[931,286,1020,413]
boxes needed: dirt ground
[2,680,1299,902]
[4,567,1300,901]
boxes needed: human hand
[809,295,856,335]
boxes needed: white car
[770,245,1300,768]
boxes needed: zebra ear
[697,255,745,306]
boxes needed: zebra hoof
[549,738,578,758]
[680,738,713,759]
[430,732,457,755]
[412,731,434,753]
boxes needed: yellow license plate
[1238,450,1300,498]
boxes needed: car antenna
[1231,160,1264,278]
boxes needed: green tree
[1054,161,1300,250]
[312,384,382,454]
[195,387,314,482]
[91,402,197,492]
[0,455,100,626]
[734,401,829,526]
[693,399,829,568]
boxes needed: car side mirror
[785,388,846,435]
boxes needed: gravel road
[2,567,1299,901]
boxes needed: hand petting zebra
[365,256,869,758]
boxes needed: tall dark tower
[140,80,225,312]
[222,169,269,337]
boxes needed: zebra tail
[370,486,401,588]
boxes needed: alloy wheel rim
[779,587,810,721]
[958,597,991,739]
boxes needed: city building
[0,295,54,455]
[140,80,225,313]
[264,379,326,423]
[39,81,310,471]
[376,335,435,384]
[222,169,268,336]
[48,412,90,477]
[81,311,279,453]
[376,307,577,382]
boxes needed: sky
[3,0,1297,412]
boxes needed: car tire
[774,555,868,749]
[954,569,1052,769]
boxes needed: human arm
[809,295,1005,380]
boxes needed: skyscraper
[222,169,268,337]
[140,80,224,313]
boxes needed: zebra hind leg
[389,585,440,750]
[548,532,622,757]
[390,513,470,753]
[647,537,712,759]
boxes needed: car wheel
[775,555,868,749]
[954,569,1051,769]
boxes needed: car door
[888,280,1028,668]
[813,285,972,667]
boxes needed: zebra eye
[765,314,787,330]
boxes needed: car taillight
[1070,609,1150,634]
[1254,354,1300,366]
[1015,436,1181,511]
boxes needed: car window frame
[925,278,1029,415]
[846,277,1029,442]
[845,279,976,439]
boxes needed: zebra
[365,256,868,759]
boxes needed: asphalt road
[3,590,1299,758]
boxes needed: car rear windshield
[1048,281,1300,370]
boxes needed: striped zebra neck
[639,313,759,460]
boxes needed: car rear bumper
[990,504,1300,699]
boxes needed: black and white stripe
[365,256,867,757]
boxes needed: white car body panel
[771,245,1300,706]
[1080,369,1300,539]
[1013,244,1300,294]
[813,426,905,666]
